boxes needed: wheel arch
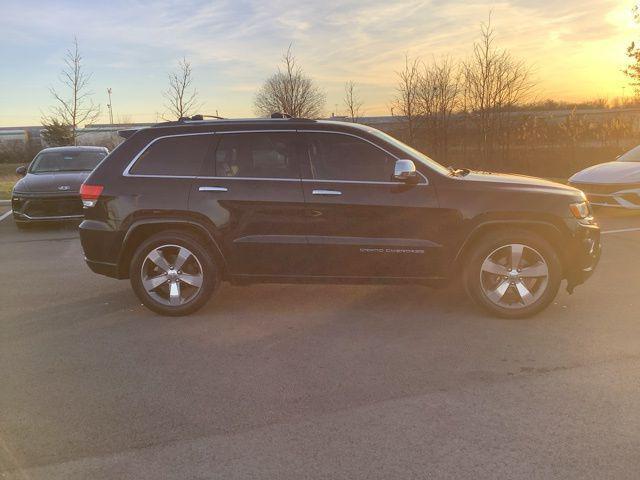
[117,218,227,279]
[453,220,569,277]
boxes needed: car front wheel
[464,229,562,319]
[130,231,219,316]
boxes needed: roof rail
[271,112,292,119]
[118,128,141,139]
[186,114,225,121]
[151,114,316,128]
[174,114,226,123]
[270,112,316,122]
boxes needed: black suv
[79,117,601,318]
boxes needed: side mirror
[16,165,27,177]
[393,159,418,183]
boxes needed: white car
[569,145,640,209]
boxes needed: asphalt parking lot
[2,208,640,479]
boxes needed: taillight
[80,184,104,207]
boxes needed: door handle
[199,186,228,192]
[312,189,341,196]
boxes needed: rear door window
[129,134,213,176]
[214,132,300,179]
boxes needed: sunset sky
[0,0,637,126]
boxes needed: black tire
[463,229,561,319]
[130,230,219,316]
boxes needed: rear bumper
[79,219,126,279]
[564,222,601,293]
[85,258,120,277]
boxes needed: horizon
[0,0,637,127]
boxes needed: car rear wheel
[464,229,561,319]
[130,231,219,316]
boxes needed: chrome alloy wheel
[479,243,549,309]
[140,244,204,306]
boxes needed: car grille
[569,182,640,195]
[585,194,619,206]
[22,195,83,218]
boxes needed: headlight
[569,201,591,219]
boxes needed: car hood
[569,161,640,184]
[458,171,580,196]
[13,171,90,194]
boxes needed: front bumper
[569,182,640,209]
[12,192,84,222]
[564,221,601,293]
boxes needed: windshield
[617,144,640,162]
[29,150,106,173]
[365,128,451,175]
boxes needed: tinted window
[130,134,212,176]
[305,133,395,182]
[30,150,106,173]
[215,132,299,179]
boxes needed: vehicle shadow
[17,220,81,231]
[2,218,81,242]
[165,282,487,346]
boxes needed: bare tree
[462,19,534,165]
[391,55,422,145]
[43,37,100,145]
[116,114,133,124]
[343,81,364,122]
[254,46,325,118]
[163,57,201,120]
[417,57,461,162]
[625,4,640,95]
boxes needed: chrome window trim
[122,173,198,179]
[209,129,298,134]
[301,179,424,186]
[302,130,399,160]
[123,131,216,177]
[122,130,297,178]
[122,128,428,185]
[198,176,301,182]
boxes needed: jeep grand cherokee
[78,116,601,318]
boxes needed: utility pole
[107,88,114,124]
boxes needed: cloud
[0,0,632,124]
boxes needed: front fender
[452,219,569,276]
